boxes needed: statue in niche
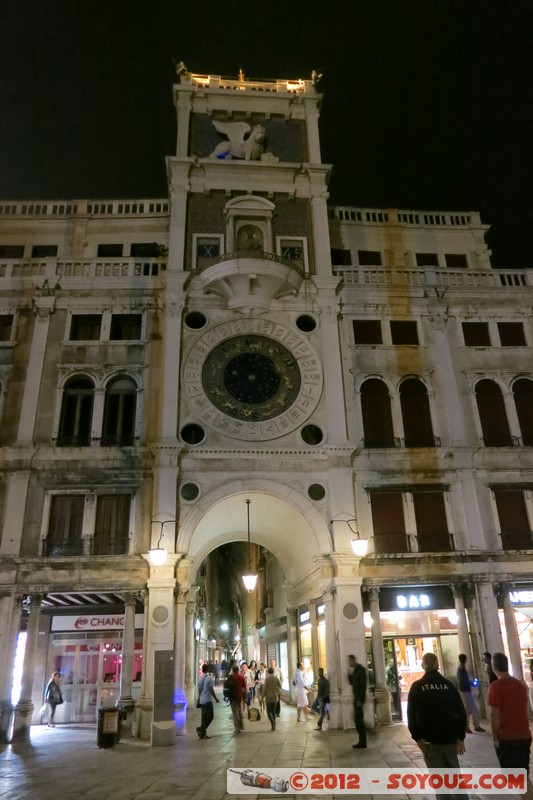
[209,120,266,161]
[237,225,264,252]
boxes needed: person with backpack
[313,668,331,732]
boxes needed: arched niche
[225,195,275,254]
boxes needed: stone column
[320,557,367,730]
[308,601,320,687]
[119,592,137,733]
[173,586,188,735]
[287,607,299,703]
[91,388,105,443]
[321,586,340,707]
[11,594,42,743]
[185,598,197,704]
[368,587,392,725]
[0,594,22,743]
[453,584,473,663]
[133,590,149,738]
[476,579,504,654]
[500,586,524,681]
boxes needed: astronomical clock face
[183,319,323,441]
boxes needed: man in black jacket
[407,652,468,800]
[348,654,367,749]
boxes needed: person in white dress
[293,662,309,722]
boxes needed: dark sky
[1,1,532,266]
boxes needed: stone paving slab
[0,705,527,800]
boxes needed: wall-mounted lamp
[148,518,177,566]
[242,499,258,593]
[330,518,369,557]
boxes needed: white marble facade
[0,71,532,740]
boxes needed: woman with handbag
[43,671,63,727]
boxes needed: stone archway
[177,482,333,586]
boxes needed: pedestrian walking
[313,668,331,731]
[456,654,484,733]
[348,654,367,749]
[226,664,246,734]
[407,652,468,800]
[489,652,532,781]
[483,652,497,684]
[264,667,281,730]
[270,659,283,717]
[293,662,310,722]
[196,663,219,740]
[255,662,267,713]
[42,670,63,727]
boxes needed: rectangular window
[45,495,84,556]
[110,314,142,340]
[412,492,451,552]
[331,248,352,266]
[194,235,222,270]
[69,314,102,341]
[462,322,490,346]
[278,237,309,272]
[445,253,468,268]
[497,322,526,347]
[0,314,14,341]
[494,490,532,550]
[415,252,439,267]
[31,244,58,258]
[370,492,408,554]
[0,245,24,258]
[93,495,130,555]
[130,242,160,257]
[97,243,123,257]
[357,250,382,266]
[353,320,382,345]
[390,321,419,345]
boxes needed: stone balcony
[195,250,307,312]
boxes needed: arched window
[400,378,434,447]
[360,379,395,447]
[513,378,533,446]
[57,377,94,446]
[475,379,512,446]
[102,376,137,446]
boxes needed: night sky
[1,1,532,266]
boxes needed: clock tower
[156,68,366,730]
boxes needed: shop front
[297,602,328,690]
[365,585,461,721]
[45,612,144,722]
[502,586,533,707]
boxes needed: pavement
[0,703,526,800]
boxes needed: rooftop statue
[209,121,266,161]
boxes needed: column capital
[368,586,380,603]
[494,581,511,599]
[27,593,43,610]
[123,591,138,607]
[319,583,336,602]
